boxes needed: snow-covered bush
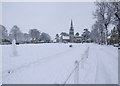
[9,25,24,43]
[0,25,10,44]
[40,32,51,43]
[29,29,40,42]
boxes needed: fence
[63,47,90,85]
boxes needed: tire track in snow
[94,47,117,84]
[79,46,98,84]
[95,56,112,83]
[99,47,117,60]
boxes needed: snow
[11,40,18,57]
[62,36,69,40]
[0,45,2,85]
[2,43,118,84]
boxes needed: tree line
[0,25,51,44]
[0,2,119,45]
[90,2,119,45]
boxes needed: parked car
[113,44,119,47]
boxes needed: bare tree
[91,21,105,44]
[81,29,90,42]
[93,2,119,44]
[55,34,60,43]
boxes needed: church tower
[69,20,74,42]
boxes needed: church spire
[71,19,73,28]
[69,19,74,43]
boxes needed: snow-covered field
[2,43,118,84]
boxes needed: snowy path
[94,46,118,84]
[2,43,118,84]
[75,44,117,84]
[87,45,118,84]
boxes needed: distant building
[74,35,82,43]
[61,35,69,43]
[107,26,119,45]
[56,20,82,43]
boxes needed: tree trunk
[104,24,108,45]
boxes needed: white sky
[2,2,96,39]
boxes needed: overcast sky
[2,2,96,39]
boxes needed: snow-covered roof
[107,36,111,39]
[75,36,82,38]
[62,36,69,40]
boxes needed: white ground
[2,43,118,84]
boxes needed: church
[56,20,82,43]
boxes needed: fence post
[87,47,89,58]
[74,60,79,84]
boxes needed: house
[61,36,70,43]
[74,36,82,43]
[107,27,119,45]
